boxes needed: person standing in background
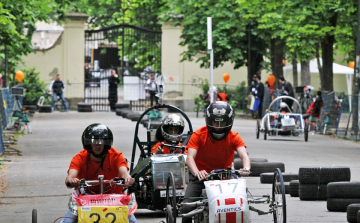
[146,73,158,106]
[254,74,264,118]
[49,74,68,112]
[108,69,120,112]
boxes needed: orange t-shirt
[185,126,246,173]
[68,147,128,194]
[152,141,184,154]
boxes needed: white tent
[283,58,354,109]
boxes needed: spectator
[303,91,323,119]
[254,74,264,118]
[108,69,120,112]
[278,76,295,111]
[49,74,68,112]
[216,91,229,102]
[146,73,158,106]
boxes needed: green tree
[160,0,267,87]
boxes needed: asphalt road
[0,111,359,223]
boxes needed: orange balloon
[266,74,276,86]
[223,73,230,83]
[349,61,355,69]
[282,59,286,66]
[15,70,24,83]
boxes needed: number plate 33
[78,206,128,223]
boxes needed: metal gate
[84,24,162,111]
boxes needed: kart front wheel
[272,168,287,223]
[256,120,260,139]
[32,209,37,223]
[264,122,268,140]
[304,122,309,142]
[166,173,177,223]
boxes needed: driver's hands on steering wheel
[239,168,250,176]
[155,147,163,154]
[195,170,208,180]
[124,176,135,188]
[66,176,80,188]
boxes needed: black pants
[149,91,158,106]
[181,174,205,223]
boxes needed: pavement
[0,110,359,222]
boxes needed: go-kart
[257,96,309,141]
[32,176,137,223]
[129,103,193,211]
[165,168,286,223]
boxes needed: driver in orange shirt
[181,101,251,223]
[152,114,185,154]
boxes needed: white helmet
[280,102,288,108]
[161,114,185,142]
[208,86,217,94]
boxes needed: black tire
[115,103,130,109]
[260,173,298,184]
[121,110,133,118]
[78,107,92,112]
[130,114,141,122]
[77,102,92,108]
[250,162,285,176]
[347,204,360,223]
[264,122,268,140]
[304,122,309,142]
[24,105,37,113]
[289,180,299,197]
[233,156,268,164]
[284,182,290,194]
[272,168,286,223]
[32,209,37,223]
[299,184,327,200]
[327,182,360,198]
[166,173,177,223]
[256,120,260,139]
[55,98,70,111]
[125,112,136,119]
[298,166,351,185]
[327,198,360,212]
[38,105,52,113]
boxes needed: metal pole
[248,23,251,87]
[4,46,8,88]
[207,17,214,103]
[353,0,360,136]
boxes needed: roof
[283,58,354,74]
[31,30,63,50]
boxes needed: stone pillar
[63,12,88,102]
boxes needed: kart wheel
[272,168,287,223]
[304,122,309,142]
[264,123,268,140]
[32,209,37,223]
[166,173,177,223]
[256,120,260,139]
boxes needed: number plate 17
[78,206,128,223]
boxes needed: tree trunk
[321,13,337,92]
[247,51,263,89]
[292,53,298,88]
[316,43,324,90]
[301,59,311,86]
[271,37,285,89]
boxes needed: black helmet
[205,101,234,140]
[82,123,113,158]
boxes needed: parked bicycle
[37,89,71,111]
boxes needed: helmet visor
[84,138,112,146]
